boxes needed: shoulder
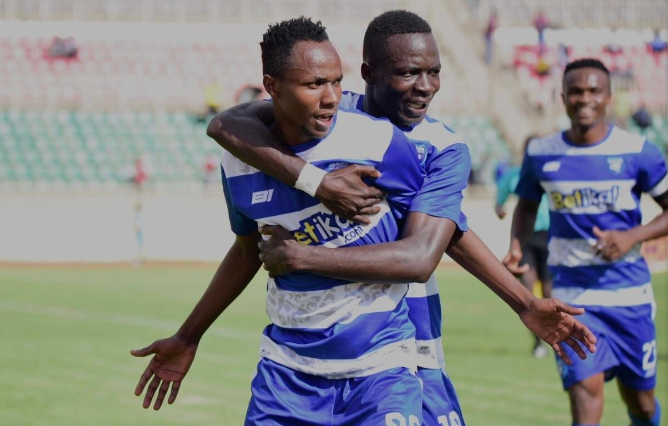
[339,91,363,111]
[409,116,465,151]
[526,131,565,156]
[220,151,260,180]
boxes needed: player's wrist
[295,163,327,198]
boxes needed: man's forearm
[177,237,261,344]
[510,199,539,250]
[295,215,455,283]
[207,106,305,186]
[446,229,534,314]
[630,209,668,243]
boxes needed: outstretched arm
[259,212,456,284]
[446,227,595,364]
[207,102,384,223]
[130,232,262,410]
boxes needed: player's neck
[271,117,311,146]
[566,122,610,146]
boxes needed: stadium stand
[0,110,508,191]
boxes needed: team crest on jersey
[550,186,620,210]
[326,162,351,172]
[607,157,624,174]
[292,211,364,246]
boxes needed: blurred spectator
[203,153,219,184]
[48,36,78,58]
[649,30,667,54]
[134,156,149,189]
[612,88,632,127]
[484,8,497,64]
[535,57,551,76]
[533,10,549,55]
[196,82,224,123]
[631,104,653,135]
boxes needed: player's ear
[263,75,279,99]
[361,62,374,84]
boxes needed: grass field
[0,265,665,426]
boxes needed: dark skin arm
[503,198,540,274]
[260,214,596,364]
[260,212,456,284]
[130,232,262,410]
[207,102,384,224]
[593,192,668,260]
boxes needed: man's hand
[592,226,638,261]
[502,247,530,276]
[258,225,305,277]
[315,165,385,225]
[519,298,597,365]
[130,335,198,410]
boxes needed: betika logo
[292,211,364,245]
[550,186,620,210]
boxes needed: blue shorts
[245,358,423,426]
[555,303,657,391]
[418,367,466,426]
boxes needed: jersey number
[438,412,463,426]
[385,413,420,426]
[642,340,657,372]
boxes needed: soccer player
[133,17,462,425]
[505,58,668,426]
[495,136,553,358]
[207,10,596,425]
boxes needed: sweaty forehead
[383,33,439,65]
[286,41,341,76]
[565,68,609,89]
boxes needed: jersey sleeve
[637,140,668,198]
[221,166,258,236]
[408,143,470,231]
[514,153,544,202]
[372,126,424,221]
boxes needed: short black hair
[260,16,329,78]
[563,58,611,88]
[363,10,432,64]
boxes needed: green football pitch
[0,266,665,426]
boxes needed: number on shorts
[385,413,420,426]
[642,340,657,373]
[437,411,462,426]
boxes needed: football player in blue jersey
[206,10,597,426]
[132,17,454,425]
[505,58,668,426]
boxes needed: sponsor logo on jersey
[607,157,624,173]
[550,186,620,210]
[542,161,561,172]
[292,211,364,245]
[251,189,274,204]
[326,161,351,172]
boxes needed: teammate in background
[495,136,553,358]
[207,11,596,425]
[505,58,668,426]
[132,17,459,425]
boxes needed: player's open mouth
[404,100,428,115]
[314,114,334,130]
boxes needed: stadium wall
[2,193,665,271]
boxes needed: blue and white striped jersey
[515,126,668,307]
[222,108,457,378]
[340,91,471,371]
